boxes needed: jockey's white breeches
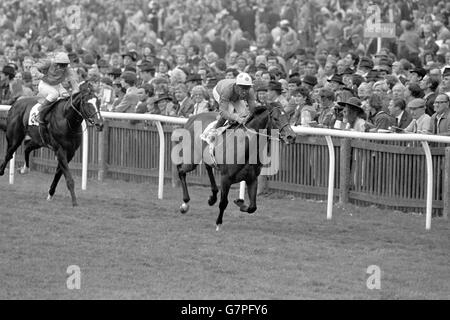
[38,80,68,102]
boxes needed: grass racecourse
[1,171,449,300]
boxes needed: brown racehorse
[0,82,103,206]
[175,103,296,230]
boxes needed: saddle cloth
[200,120,230,167]
[200,120,230,145]
[28,97,64,126]
[28,103,41,126]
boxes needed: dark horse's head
[74,81,104,131]
[247,102,296,144]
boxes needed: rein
[65,91,100,127]
[243,109,288,142]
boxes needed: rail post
[339,138,351,204]
[98,120,109,182]
[444,147,450,219]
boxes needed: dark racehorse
[0,81,103,206]
[175,103,296,230]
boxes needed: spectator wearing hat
[430,94,450,135]
[254,82,269,108]
[0,65,16,104]
[365,93,396,132]
[290,86,317,127]
[137,61,156,85]
[302,75,318,92]
[113,71,140,113]
[409,67,427,84]
[122,51,138,71]
[327,74,344,91]
[340,97,366,132]
[404,98,431,134]
[356,57,374,78]
[107,67,122,81]
[267,80,289,112]
[186,73,203,93]
[341,67,355,89]
[173,83,194,118]
[151,95,176,116]
[388,98,413,131]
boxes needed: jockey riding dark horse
[175,102,296,230]
[0,81,103,206]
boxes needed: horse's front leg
[48,150,75,200]
[205,164,218,206]
[177,163,197,213]
[54,147,77,207]
[236,178,258,214]
[216,176,231,231]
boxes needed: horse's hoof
[216,225,221,231]
[72,202,78,207]
[240,205,249,212]
[19,167,30,175]
[208,196,217,206]
[180,203,189,214]
[234,199,245,207]
[47,194,53,201]
[247,207,257,214]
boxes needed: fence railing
[1,106,450,230]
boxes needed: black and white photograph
[0,0,449,304]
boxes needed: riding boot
[38,101,53,127]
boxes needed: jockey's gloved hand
[231,114,246,124]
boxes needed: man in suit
[113,71,142,113]
[430,94,450,136]
[420,76,439,116]
[173,83,194,118]
[404,98,432,133]
[388,98,413,131]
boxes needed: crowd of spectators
[1,0,450,135]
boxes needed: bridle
[65,88,101,126]
[243,107,289,142]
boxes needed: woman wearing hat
[339,97,367,132]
